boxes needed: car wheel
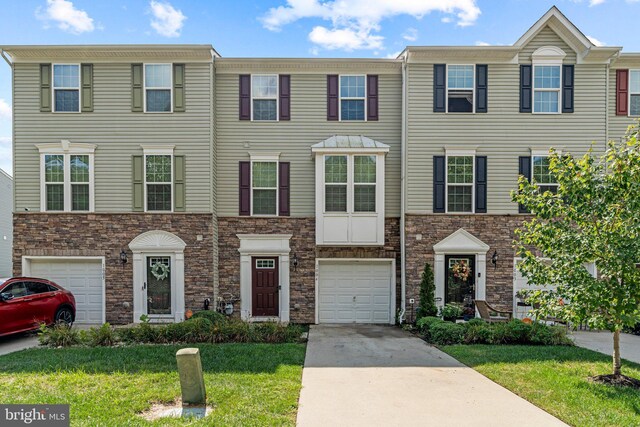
[54,307,74,327]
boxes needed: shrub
[416,316,443,339]
[492,319,532,344]
[528,324,572,346]
[439,303,463,320]
[464,323,494,344]
[164,317,214,343]
[429,322,465,345]
[191,310,227,326]
[417,262,438,319]
[465,318,486,327]
[87,323,116,347]
[38,323,82,347]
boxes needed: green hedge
[418,318,573,346]
[38,314,305,348]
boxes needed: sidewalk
[571,330,640,364]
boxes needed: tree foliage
[417,262,438,319]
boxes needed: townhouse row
[3,7,639,325]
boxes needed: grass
[0,343,305,426]
[442,345,640,427]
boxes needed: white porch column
[476,254,487,301]
[175,253,185,322]
[239,254,252,320]
[434,253,446,310]
[132,252,144,322]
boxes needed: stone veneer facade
[405,214,528,315]
[13,213,214,324]
[217,217,401,323]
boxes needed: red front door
[252,257,279,317]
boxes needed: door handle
[143,282,147,290]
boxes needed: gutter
[1,50,12,67]
[399,54,408,324]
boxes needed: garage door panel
[30,259,103,324]
[318,262,392,324]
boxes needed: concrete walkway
[571,330,640,364]
[297,325,566,427]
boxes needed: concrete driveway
[0,332,39,356]
[571,330,640,364]
[297,325,566,427]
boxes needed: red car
[0,277,76,337]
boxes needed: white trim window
[533,65,561,113]
[53,64,80,112]
[323,154,377,213]
[446,154,474,213]
[630,70,640,116]
[144,64,172,112]
[145,154,173,211]
[40,152,94,212]
[447,65,474,113]
[532,155,558,193]
[251,160,278,215]
[252,75,278,121]
[339,75,366,121]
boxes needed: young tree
[512,124,640,385]
[417,262,438,320]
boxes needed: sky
[1,0,640,175]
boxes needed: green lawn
[442,345,640,427]
[0,343,305,426]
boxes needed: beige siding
[406,60,607,214]
[519,25,577,63]
[215,71,402,217]
[608,67,640,142]
[13,62,212,212]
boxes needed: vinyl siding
[520,25,577,64]
[0,171,12,277]
[608,66,640,142]
[406,40,606,214]
[13,62,212,213]
[215,70,402,217]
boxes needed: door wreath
[151,262,170,281]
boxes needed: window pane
[631,71,640,93]
[72,184,89,211]
[447,65,474,89]
[252,162,277,188]
[26,282,52,295]
[253,189,277,215]
[354,156,376,183]
[447,186,473,212]
[145,64,171,88]
[252,75,277,98]
[325,156,347,183]
[534,66,560,89]
[55,90,79,112]
[253,99,277,121]
[447,156,473,184]
[354,185,375,212]
[45,155,64,183]
[146,155,172,183]
[46,184,64,211]
[325,185,347,212]
[630,94,640,116]
[533,156,557,184]
[146,89,171,112]
[538,184,558,194]
[341,99,365,120]
[340,76,365,98]
[147,184,172,211]
[70,155,89,183]
[53,65,79,88]
[447,90,473,113]
[533,91,559,113]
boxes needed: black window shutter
[433,156,446,213]
[327,75,339,121]
[476,65,488,113]
[278,162,290,216]
[562,65,574,113]
[239,75,251,120]
[367,74,379,121]
[520,65,532,113]
[433,64,446,113]
[518,156,531,213]
[475,156,487,213]
[279,75,290,121]
[239,161,251,215]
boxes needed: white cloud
[403,27,418,42]
[36,0,95,34]
[587,35,605,46]
[261,0,480,51]
[0,99,10,121]
[441,16,452,23]
[0,137,11,176]
[150,1,186,38]
[475,40,490,46]
[590,0,606,5]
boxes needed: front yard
[442,345,640,427]
[0,343,305,426]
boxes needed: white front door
[317,261,393,324]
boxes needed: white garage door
[29,259,104,324]
[318,262,393,324]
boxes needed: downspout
[605,59,609,151]
[399,54,408,324]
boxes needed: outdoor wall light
[292,253,299,271]
[491,250,498,269]
[120,249,128,266]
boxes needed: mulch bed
[589,374,640,389]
